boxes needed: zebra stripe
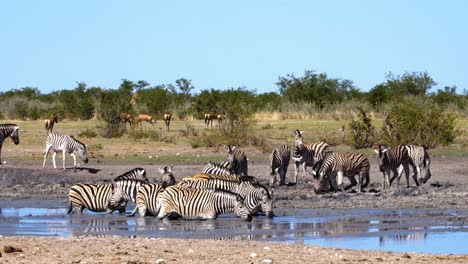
[270,144,291,186]
[182,173,259,184]
[42,132,88,171]
[406,145,431,185]
[312,152,370,193]
[0,124,20,164]
[177,178,273,217]
[156,185,252,221]
[374,145,410,191]
[108,179,146,211]
[113,168,148,182]
[202,161,235,176]
[224,145,248,176]
[68,183,124,214]
[128,183,166,217]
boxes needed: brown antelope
[204,113,214,130]
[44,113,59,134]
[130,92,139,106]
[164,112,172,131]
[117,112,133,126]
[134,114,154,128]
[216,113,225,127]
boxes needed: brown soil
[1,155,467,263]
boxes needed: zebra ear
[224,145,230,152]
[158,167,165,174]
[236,194,245,202]
[169,164,174,172]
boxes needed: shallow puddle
[0,205,467,254]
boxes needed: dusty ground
[1,155,467,263]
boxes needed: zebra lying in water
[68,183,125,214]
[113,168,148,182]
[177,178,273,217]
[159,165,176,187]
[42,132,88,172]
[311,152,370,193]
[156,185,252,221]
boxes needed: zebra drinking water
[42,132,88,172]
[108,179,147,213]
[156,185,252,221]
[224,145,248,176]
[311,152,370,193]
[270,144,291,186]
[0,124,20,165]
[68,183,125,214]
[374,144,411,191]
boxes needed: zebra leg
[414,166,421,186]
[328,174,338,192]
[336,171,344,192]
[0,141,3,164]
[394,166,404,191]
[345,175,358,192]
[279,168,286,186]
[383,170,391,191]
[302,162,307,182]
[42,145,52,168]
[70,152,77,172]
[52,152,58,169]
[403,162,411,188]
[62,150,68,170]
[293,162,299,184]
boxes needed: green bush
[381,97,459,147]
[79,128,98,138]
[348,107,375,149]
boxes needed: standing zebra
[311,152,370,193]
[224,145,248,176]
[156,185,252,221]
[44,113,59,134]
[128,183,166,217]
[42,132,88,172]
[202,161,235,176]
[270,144,291,186]
[68,183,125,214]
[374,144,411,191]
[0,124,20,165]
[163,112,172,131]
[406,145,432,185]
[292,130,330,184]
[204,113,214,130]
[177,178,274,217]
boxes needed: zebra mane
[113,168,148,182]
[69,135,86,147]
[212,188,243,199]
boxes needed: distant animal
[163,112,172,131]
[133,114,154,128]
[204,113,214,130]
[0,124,20,165]
[156,185,252,221]
[67,183,125,214]
[117,112,133,126]
[216,113,225,126]
[270,144,291,186]
[44,113,59,134]
[374,144,410,191]
[42,132,88,172]
[224,145,248,176]
[312,152,370,193]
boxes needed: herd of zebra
[1,121,432,221]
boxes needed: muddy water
[0,203,467,254]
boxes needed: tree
[385,71,436,97]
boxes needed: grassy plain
[1,116,467,165]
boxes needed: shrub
[87,143,104,163]
[381,97,459,147]
[79,128,98,138]
[348,107,375,149]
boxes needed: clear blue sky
[1,0,467,94]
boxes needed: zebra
[224,145,248,176]
[163,112,172,131]
[311,152,370,193]
[113,168,148,182]
[182,173,259,184]
[269,144,291,186]
[156,185,252,221]
[128,183,166,217]
[202,161,235,176]
[159,165,176,187]
[292,130,331,184]
[0,124,20,165]
[108,179,147,213]
[42,132,88,172]
[374,144,411,191]
[44,113,58,134]
[177,178,273,217]
[204,113,214,130]
[67,183,125,214]
[406,145,432,185]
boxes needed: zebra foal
[156,185,252,221]
[42,132,88,172]
[270,144,291,186]
[312,152,370,193]
[0,124,20,164]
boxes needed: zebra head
[159,165,176,187]
[374,145,389,172]
[234,194,253,222]
[11,126,20,145]
[78,143,89,164]
[293,129,304,145]
[311,160,329,194]
[260,188,274,218]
